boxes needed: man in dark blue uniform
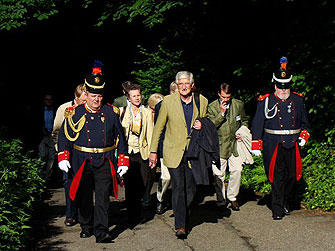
[57,63,129,243]
[251,57,310,220]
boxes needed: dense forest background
[0,0,334,150]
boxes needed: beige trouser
[212,155,243,205]
[156,158,171,202]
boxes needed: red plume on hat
[84,60,105,94]
[92,60,103,75]
[280,56,287,70]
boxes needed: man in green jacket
[149,71,208,239]
[208,83,248,211]
[112,81,131,108]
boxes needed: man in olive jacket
[149,71,208,239]
[208,83,248,211]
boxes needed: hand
[236,133,242,142]
[193,119,202,130]
[251,150,262,157]
[219,102,227,115]
[59,160,71,173]
[149,152,158,169]
[117,166,128,177]
[298,137,306,147]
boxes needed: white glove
[298,137,306,147]
[59,160,71,173]
[251,150,262,157]
[117,166,128,177]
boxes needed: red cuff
[251,139,263,150]
[118,154,129,167]
[300,129,310,143]
[58,150,70,162]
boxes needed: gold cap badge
[95,77,100,83]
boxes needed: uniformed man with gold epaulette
[57,61,129,243]
[251,57,310,220]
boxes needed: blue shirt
[44,107,53,133]
[181,98,193,135]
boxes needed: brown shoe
[175,227,187,239]
[64,217,76,227]
[230,200,240,211]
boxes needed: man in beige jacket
[149,71,208,239]
[52,84,87,226]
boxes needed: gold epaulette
[257,94,270,101]
[64,104,78,119]
[107,103,120,115]
[293,92,305,98]
[63,104,85,142]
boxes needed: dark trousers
[76,160,112,237]
[272,144,297,216]
[124,152,151,221]
[169,153,196,229]
[63,171,78,218]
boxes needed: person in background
[119,83,154,223]
[149,72,208,239]
[52,84,87,227]
[208,83,252,211]
[113,80,132,108]
[38,94,56,181]
[251,57,310,220]
[147,93,164,120]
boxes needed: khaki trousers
[156,158,171,202]
[212,155,243,204]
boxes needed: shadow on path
[31,186,71,251]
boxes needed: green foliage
[302,129,335,210]
[241,156,271,195]
[131,44,184,101]
[0,139,45,250]
[0,0,59,30]
[90,0,184,28]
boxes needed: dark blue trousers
[168,153,196,229]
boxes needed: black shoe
[96,232,113,243]
[156,202,166,215]
[80,229,93,238]
[230,200,240,211]
[64,217,76,227]
[283,204,291,215]
[272,215,283,220]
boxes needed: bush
[302,129,335,210]
[241,156,271,196]
[0,139,45,251]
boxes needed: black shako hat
[84,60,105,94]
[272,56,292,89]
